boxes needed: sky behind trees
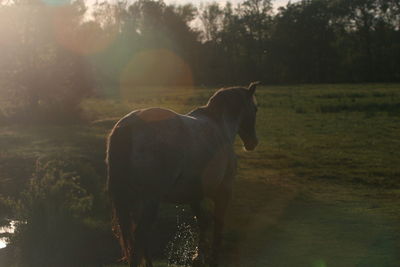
[84,0,300,11]
[162,0,299,11]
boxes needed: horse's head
[238,82,259,151]
[203,81,260,151]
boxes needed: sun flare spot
[119,49,194,93]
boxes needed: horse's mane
[188,87,248,121]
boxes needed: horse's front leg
[191,200,212,266]
[210,184,232,267]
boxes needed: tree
[199,2,223,42]
[330,0,400,81]
[269,0,337,82]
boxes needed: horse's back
[111,107,231,201]
[115,108,188,196]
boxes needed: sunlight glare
[119,49,193,98]
[52,6,118,55]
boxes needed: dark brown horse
[106,82,259,267]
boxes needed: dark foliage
[196,0,400,84]
[6,157,119,267]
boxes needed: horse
[106,82,259,267]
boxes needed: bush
[7,158,118,267]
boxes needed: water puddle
[0,221,16,249]
[166,207,198,266]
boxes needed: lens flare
[120,49,193,91]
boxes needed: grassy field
[1,83,400,266]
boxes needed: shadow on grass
[219,178,400,267]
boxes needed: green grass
[1,83,400,266]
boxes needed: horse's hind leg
[191,200,213,266]
[131,199,159,267]
[210,185,232,267]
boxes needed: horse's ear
[248,81,260,95]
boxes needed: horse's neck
[219,112,240,144]
[189,106,240,145]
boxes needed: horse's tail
[106,122,135,262]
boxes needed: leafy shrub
[7,158,118,267]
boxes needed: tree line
[198,0,400,84]
[0,0,399,121]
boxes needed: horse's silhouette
[106,82,259,267]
